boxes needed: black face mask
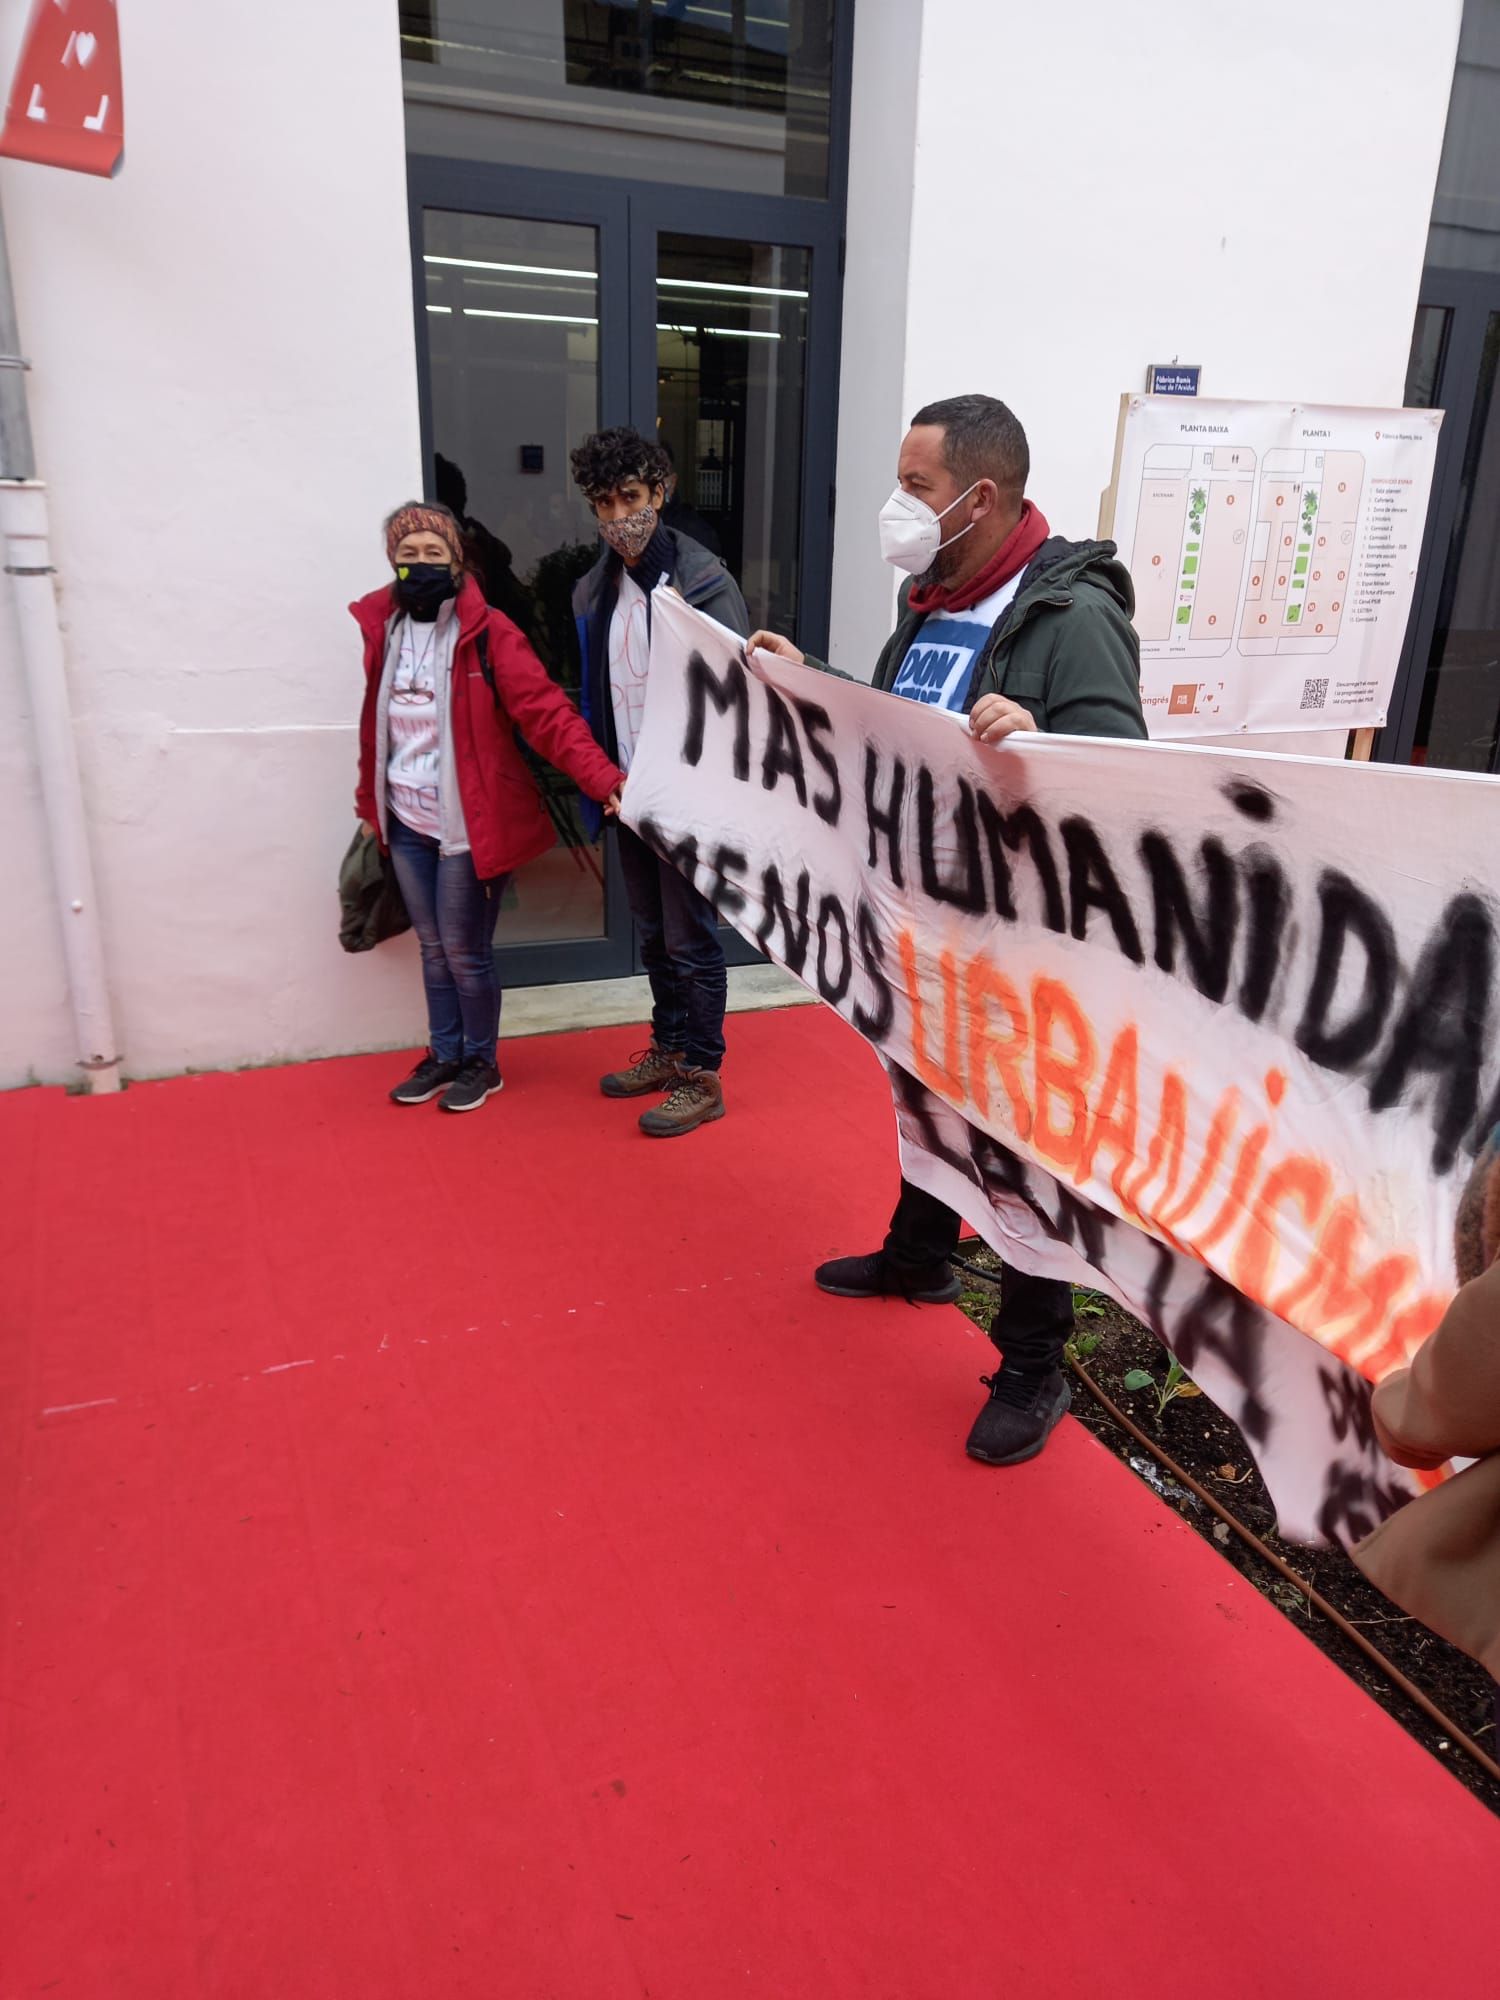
[394,562,458,621]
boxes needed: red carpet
[2,1006,1497,1997]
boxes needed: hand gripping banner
[622,590,1500,1547]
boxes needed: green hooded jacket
[811,535,1147,739]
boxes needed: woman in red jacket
[354,502,623,1113]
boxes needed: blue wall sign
[1147,365,1202,397]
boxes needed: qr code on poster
[1300,677,1330,712]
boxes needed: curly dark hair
[569,426,671,502]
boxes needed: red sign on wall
[0,0,124,178]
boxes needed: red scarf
[906,500,1051,615]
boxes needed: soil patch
[954,1248,1500,1816]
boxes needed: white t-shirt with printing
[888,573,1024,712]
[386,618,442,836]
[608,563,671,771]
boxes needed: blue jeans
[616,822,727,1071]
[386,814,510,1067]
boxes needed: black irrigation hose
[949,1254,1500,1788]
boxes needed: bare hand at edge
[969,694,1039,744]
[747,629,806,666]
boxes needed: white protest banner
[622,589,1500,1547]
[1104,397,1442,738]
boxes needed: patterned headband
[385,505,464,568]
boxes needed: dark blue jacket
[572,526,751,836]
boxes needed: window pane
[1413,310,1500,772]
[656,235,810,635]
[1404,304,1451,408]
[1425,5,1500,271]
[421,209,607,943]
[400,1,838,199]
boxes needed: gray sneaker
[390,1054,462,1105]
[438,1059,503,1114]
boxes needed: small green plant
[1066,1329,1103,1364]
[1270,1577,1313,1620]
[1122,1354,1203,1422]
[1072,1287,1107,1319]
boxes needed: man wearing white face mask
[750,393,1145,1468]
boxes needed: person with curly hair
[352,501,623,1113]
[570,426,750,1138]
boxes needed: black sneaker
[813,1249,961,1306]
[438,1058,503,1114]
[966,1366,1071,1466]
[390,1054,462,1105]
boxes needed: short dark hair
[909,394,1029,498]
[570,426,671,502]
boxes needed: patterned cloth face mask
[598,504,658,563]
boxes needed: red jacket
[352,577,623,881]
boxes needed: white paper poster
[1106,398,1442,738]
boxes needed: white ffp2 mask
[877,480,980,574]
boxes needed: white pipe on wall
[2,481,121,1091]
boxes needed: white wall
[0,0,426,1086]
[825,0,922,677]
[829,0,1462,690]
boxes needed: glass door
[630,189,840,651]
[631,196,838,968]
[410,167,637,984]
[407,164,843,984]
[653,234,812,636]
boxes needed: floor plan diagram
[1131,443,1257,652]
[1107,398,1440,735]
[1239,449,1363,651]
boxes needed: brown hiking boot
[599,1043,683,1098]
[637,1066,725,1138]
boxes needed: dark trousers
[616,822,728,1072]
[386,813,509,1067]
[885,1176,1074,1373]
